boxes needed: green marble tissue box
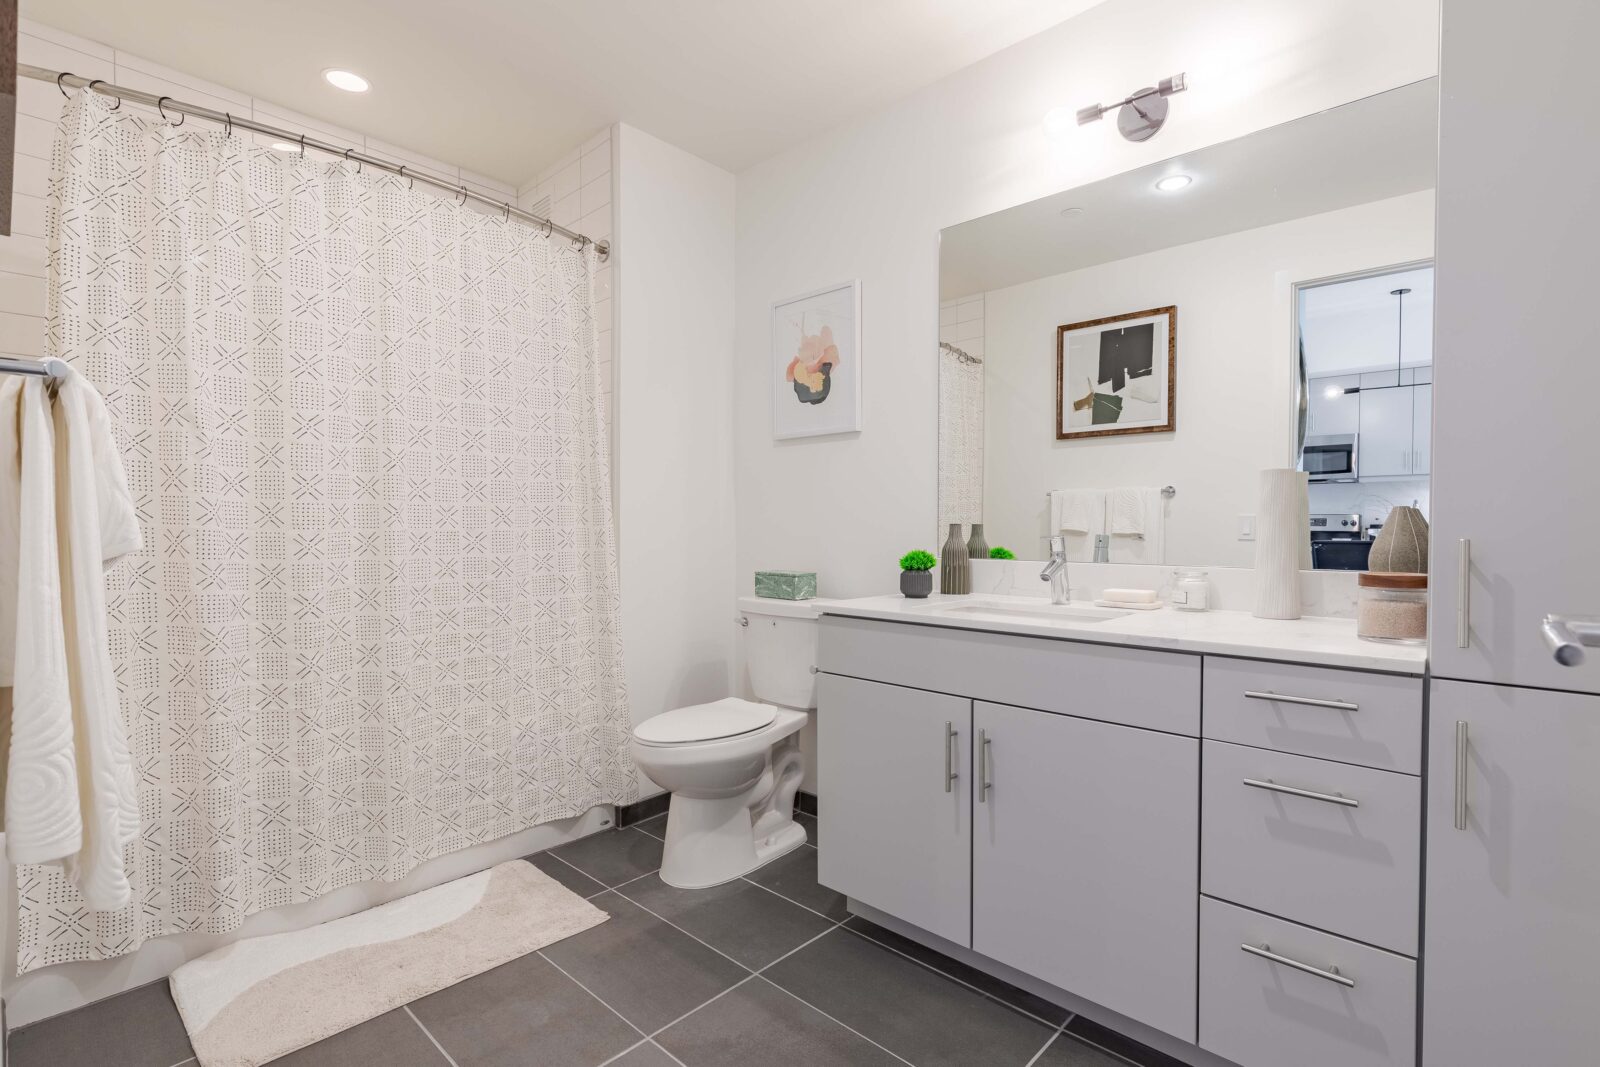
[754,570,817,600]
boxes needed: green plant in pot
[899,550,936,599]
[989,546,1015,560]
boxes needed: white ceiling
[940,78,1438,298]
[26,0,1106,186]
[1301,266,1434,378]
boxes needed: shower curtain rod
[21,64,610,261]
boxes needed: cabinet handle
[1242,777,1358,808]
[943,721,958,793]
[1243,690,1358,712]
[1454,720,1469,830]
[1457,539,1471,648]
[978,729,992,803]
[1240,943,1355,988]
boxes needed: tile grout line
[736,870,840,921]
[752,975,918,1067]
[536,949,653,1043]
[1022,1018,1072,1067]
[837,921,1068,1031]
[401,1004,461,1067]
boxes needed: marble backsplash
[965,558,1363,619]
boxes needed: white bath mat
[169,860,608,1067]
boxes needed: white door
[1356,386,1412,478]
[1429,0,1600,692]
[1410,383,1431,476]
[816,673,972,945]
[972,701,1198,1042]
[1424,680,1600,1065]
[1307,374,1360,436]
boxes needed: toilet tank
[738,595,824,710]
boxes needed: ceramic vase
[1254,468,1308,619]
[1369,506,1429,573]
[940,523,970,595]
[966,523,990,560]
[900,569,933,598]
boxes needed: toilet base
[658,795,809,889]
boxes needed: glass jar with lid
[1357,572,1428,642]
[1171,569,1210,612]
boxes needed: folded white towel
[1108,487,1167,566]
[1108,487,1146,537]
[1048,490,1106,563]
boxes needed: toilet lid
[633,698,779,745]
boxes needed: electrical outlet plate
[1238,514,1256,540]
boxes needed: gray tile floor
[9,810,1183,1067]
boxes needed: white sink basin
[936,601,1132,623]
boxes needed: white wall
[613,124,739,791]
[3,20,628,1024]
[732,0,1439,603]
[979,190,1435,567]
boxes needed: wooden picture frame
[1055,305,1176,440]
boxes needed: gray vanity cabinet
[1422,680,1600,1065]
[815,672,973,945]
[973,700,1199,1042]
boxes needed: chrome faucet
[1040,535,1070,605]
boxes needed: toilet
[630,596,821,889]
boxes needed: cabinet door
[972,701,1198,1042]
[1424,680,1600,1065]
[1356,386,1413,478]
[1410,383,1430,476]
[1307,375,1360,436]
[1429,0,1600,691]
[816,673,971,945]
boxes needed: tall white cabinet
[1424,2,1600,1063]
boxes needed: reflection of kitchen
[1298,265,1432,569]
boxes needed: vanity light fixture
[1077,73,1187,142]
[323,69,370,93]
[1154,174,1192,192]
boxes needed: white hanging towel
[0,369,141,910]
[1108,486,1167,565]
[1048,489,1106,562]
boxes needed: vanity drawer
[819,615,1200,735]
[1203,657,1422,773]
[1202,740,1420,954]
[1200,896,1416,1067]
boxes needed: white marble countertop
[820,593,1427,675]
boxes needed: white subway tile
[251,104,368,149]
[13,153,49,201]
[0,312,46,357]
[580,129,610,155]
[579,174,609,217]
[15,114,56,161]
[0,233,47,279]
[550,161,581,203]
[0,271,47,317]
[363,138,460,187]
[11,195,46,240]
[21,19,115,60]
[18,33,114,84]
[113,52,251,110]
[938,305,957,327]
[578,205,611,242]
[593,265,612,300]
[553,192,580,227]
[580,142,609,185]
[459,168,515,200]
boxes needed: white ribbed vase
[1254,468,1308,620]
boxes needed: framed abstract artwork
[1055,306,1176,439]
[772,280,861,439]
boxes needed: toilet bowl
[629,596,823,889]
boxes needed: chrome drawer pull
[1241,943,1355,988]
[1242,777,1358,808]
[1243,690,1358,712]
[1454,720,1469,830]
[944,721,958,793]
[978,729,992,803]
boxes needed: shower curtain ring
[56,71,72,98]
[223,112,233,137]
[298,133,306,157]
[399,165,412,189]
[157,96,184,126]
[456,185,467,206]
[543,218,553,237]
[88,81,121,109]
[344,147,361,173]
[503,202,511,222]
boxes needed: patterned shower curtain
[22,91,635,973]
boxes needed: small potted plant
[989,546,1016,560]
[898,550,936,598]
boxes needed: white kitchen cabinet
[1429,0,1600,691]
[1423,680,1600,1065]
[816,673,972,945]
[972,701,1198,1042]
[1410,383,1430,475]
[1356,385,1413,478]
[1307,374,1360,436]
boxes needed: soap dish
[1094,599,1163,611]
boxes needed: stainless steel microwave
[1302,434,1358,482]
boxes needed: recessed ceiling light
[1323,385,1345,399]
[323,69,370,93]
[1154,174,1192,192]
[270,141,300,153]
[1059,207,1085,219]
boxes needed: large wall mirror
[938,78,1437,567]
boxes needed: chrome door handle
[1242,777,1358,808]
[1456,539,1471,648]
[944,721,958,793]
[1241,943,1355,988]
[1243,690,1358,712]
[1541,614,1600,667]
[1454,720,1469,830]
[977,729,992,803]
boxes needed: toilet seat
[632,698,779,747]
